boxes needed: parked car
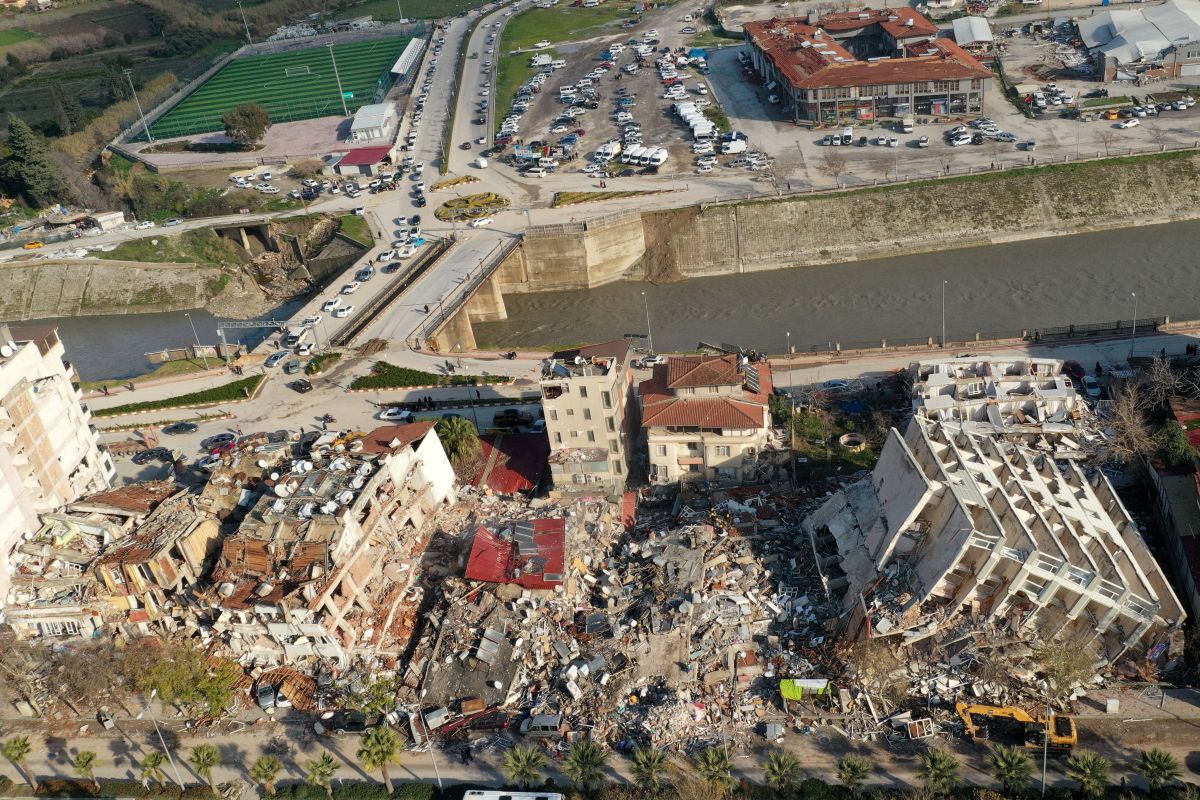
[1081,375,1102,399]
[321,298,342,312]
[1062,360,1086,384]
[637,354,666,368]
[201,433,236,450]
[265,351,290,368]
[162,422,199,435]
[333,305,355,318]
[378,407,415,422]
[283,359,303,375]
[164,218,182,226]
[290,378,314,393]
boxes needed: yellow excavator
[955,702,1078,754]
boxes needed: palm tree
[837,754,872,796]
[139,751,167,790]
[1066,750,1110,799]
[3,736,37,791]
[988,744,1034,794]
[189,744,221,796]
[436,415,480,463]
[561,739,608,792]
[250,755,283,797]
[763,749,802,792]
[692,747,735,795]
[1134,747,1182,791]
[306,752,340,800]
[357,726,401,793]
[503,745,548,790]
[918,748,961,795]
[630,747,668,790]
[73,751,100,791]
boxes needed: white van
[525,166,547,177]
[537,156,559,169]
[901,117,914,133]
[474,157,489,169]
[520,714,563,738]
[550,59,567,70]
[840,126,854,145]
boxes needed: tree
[436,415,481,464]
[837,754,872,796]
[3,736,37,791]
[875,150,900,182]
[190,744,221,796]
[74,751,100,791]
[0,118,72,207]
[1096,383,1157,465]
[306,752,340,800]
[6,52,26,75]
[1097,129,1116,157]
[1158,421,1195,468]
[988,744,1034,794]
[250,755,283,797]
[561,739,608,792]
[49,85,82,136]
[123,641,241,716]
[819,150,848,186]
[629,747,667,790]
[918,748,961,795]
[1066,751,1110,798]
[1036,637,1095,702]
[1134,747,1181,791]
[692,747,735,794]
[503,745,547,790]
[763,749,802,792]
[222,103,271,147]
[140,750,167,790]
[357,726,401,793]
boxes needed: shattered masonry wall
[868,428,934,566]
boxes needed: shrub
[393,784,436,800]
[331,784,392,800]
[93,375,262,417]
[349,361,509,391]
[306,352,342,375]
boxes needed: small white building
[349,102,397,143]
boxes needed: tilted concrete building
[805,416,1184,669]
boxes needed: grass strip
[93,376,263,417]
[350,361,510,390]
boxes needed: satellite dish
[0,344,13,358]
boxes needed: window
[655,445,667,457]
[609,438,619,453]
[566,408,575,416]
[587,430,596,442]
[583,408,592,421]
[614,461,623,474]
[579,386,588,399]
[571,430,579,438]
[554,433,562,444]
[687,463,702,473]
[549,409,558,421]
[716,445,731,457]
[970,78,984,90]
[606,417,615,432]
[601,390,612,408]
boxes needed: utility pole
[787,331,797,489]
[235,0,252,44]
[641,290,654,354]
[138,690,185,788]
[1129,291,1138,361]
[184,312,210,370]
[1040,704,1051,796]
[394,0,404,21]
[327,44,349,116]
[123,69,153,143]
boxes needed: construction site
[0,353,1189,773]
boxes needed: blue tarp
[688,47,708,59]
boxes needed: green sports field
[142,36,411,140]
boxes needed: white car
[378,407,415,422]
[470,217,494,227]
[135,220,155,230]
[353,206,366,216]
[1117,118,1140,128]
[695,156,717,167]
[534,39,550,47]
[398,245,417,258]
[259,186,280,194]
[301,315,323,328]
[321,298,342,312]
[296,342,313,356]
[341,281,361,294]
[333,305,355,318]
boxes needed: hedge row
[349,361,510,391]
[92,376,264,418]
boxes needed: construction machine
[955,702,1077,753]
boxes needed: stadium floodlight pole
[235,0,252,44]
[123,69,153,143]
[394,0,403,21]
[326,44,349,116]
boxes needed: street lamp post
[394,0,404,21]
[327,44,349,116]
[1040,704,1052,796]
[123,69,153,144]
[1129,291,1139,361]
[138,689,185,788]
[183,313,210,370]
[787,331,797,489]
[641,290,654,354]
[235,0,252,43]
[941,279,948,348]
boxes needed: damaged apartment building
[195,422,456,669]
[805,357,1184,674]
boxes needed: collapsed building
[806,359,1185,675]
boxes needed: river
[22,219,1200,376]
[475,220,1200,353]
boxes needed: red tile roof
[474,433,549,494]
[73,481,178,514]
[816,7,939,39]
[667,354,742,389]
[360,421,436,455]
[337,145,392,167]
[745,16,990,90]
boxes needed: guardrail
[418,235,521,342]
[328,236,454,347]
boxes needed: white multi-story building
[0,323,114,605]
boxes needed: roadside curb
[98,411,234,434]
[91,374,270,420]
[346,379,517,394]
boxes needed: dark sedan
[201,433,235,450]
[132,447,171,465]
[162,422,198,435]
[290,379,314,393]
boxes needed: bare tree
[1148,122,1169,150]
[938,151,956,176]
[1094,383,1157,465]
[1097,128,1116,157]
[1140,356,1197,409]
[819,150,849,187]
[875,150,900,182]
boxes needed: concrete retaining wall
[498,212,646,293]
[0,260,224,320]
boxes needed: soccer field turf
[145,36,411,140]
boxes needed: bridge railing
[418,235,521,342]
